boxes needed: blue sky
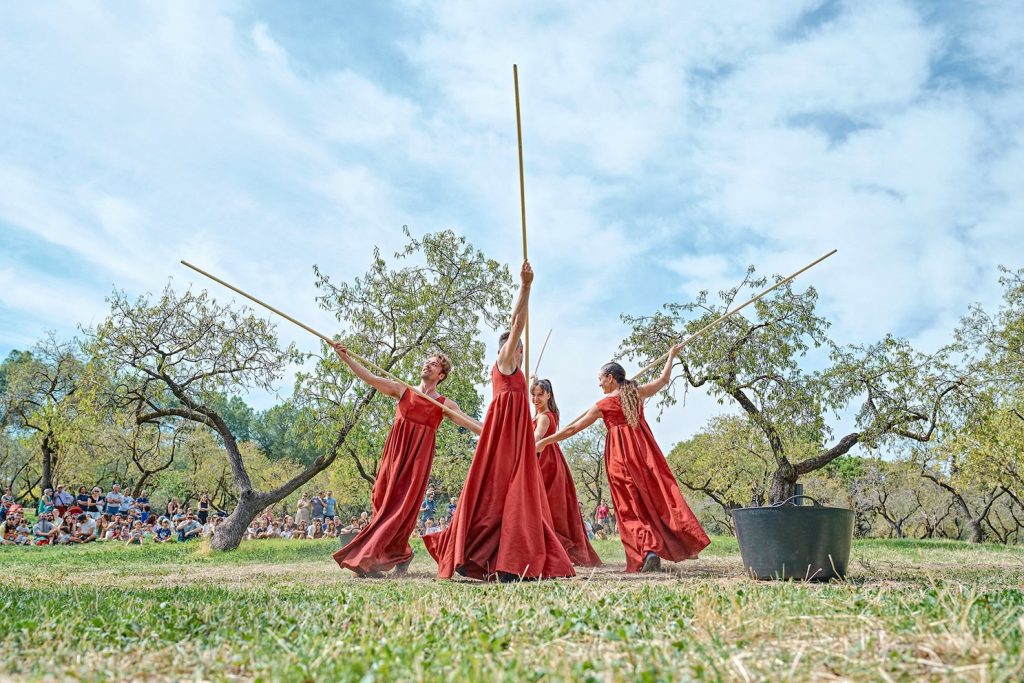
[1,0,1022,448]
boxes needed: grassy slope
[1,537,1022,682]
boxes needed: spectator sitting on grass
[176,514,202,542]
[33,512,58,545]
[154,518,172,543]
[307,519,324,539]
[423,517,440,535]
[125,521,144,546]
[324,519,337,538]
[68,514,97,544]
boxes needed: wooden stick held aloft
[631,249,838,381]
[531,328,553,380]
[560,249,838,431]
[179,260,465,422]
[514,64,530,380]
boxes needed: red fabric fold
[599,395,710,572]
[424,365,575,581]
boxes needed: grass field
[1,536,1022,681]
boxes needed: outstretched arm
[331,342,404,399]
[639,343,682,399]
[536,404,602,451]
[497,261,533,374]
[441,398,484,436]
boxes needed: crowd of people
[0,480,615,549]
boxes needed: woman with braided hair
[537,345,709,573]
[531,378,602,567]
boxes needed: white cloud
[2,0,1022,452]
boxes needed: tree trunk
[969,519,985,544]
[767,461,797,504]
[211,490,265,551]
[41,434,55,493]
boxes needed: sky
[1,0,1022,451]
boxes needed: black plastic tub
[732,495,854,581]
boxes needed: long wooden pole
[561,248,838,431]
[531,328,553,380]
[514,64,530,379]
[631,248,838,381]
[179,260,466,422]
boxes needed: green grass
[1,537,1023,681]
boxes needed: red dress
[599,394,710,572]
[333,388,445,574]
[535,412,602,567]
[423,365,575,580]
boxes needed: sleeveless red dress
[423,365,575,580]
[599,394,710,572]
[333,388,445,574]
[535,412,602,567]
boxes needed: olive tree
[0,336,93,494]
[299,228,511,495]
[620,266,971,503]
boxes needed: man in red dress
[331,344,481,578]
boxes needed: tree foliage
[620,265,972,502]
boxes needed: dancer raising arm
[424,261,575,581]
[537,345,710,573]
[531,378,602,567]
[332,345,481,578]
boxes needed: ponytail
[600,362,641,428]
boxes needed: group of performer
[331,260,710,581]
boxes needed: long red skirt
[602,396,710,572]
[424,366,574,580]
[333,390,443,574]
[538,417,602,567]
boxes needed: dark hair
[530,379,560,417]
[498,330,522,351]
[600,362,641,428]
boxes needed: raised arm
[497,260,533,374]
[441,398,484,436]
[331,342,404,399]
[536,403,602,451]
[638,343,682,399]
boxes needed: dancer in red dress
[424,261,575,581]
[531,379,602,567]
[537,346,710,572]
[331,344,481,578]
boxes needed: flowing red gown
[423,365,575,580]
[333,388,445,575]
[599,394,710,572]
[535,412,602,567]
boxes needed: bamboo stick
[631,248,838,381]
[560,248,838,431]
[179,260,466,422]
[514,64,530,379]
[531,328,553,380]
